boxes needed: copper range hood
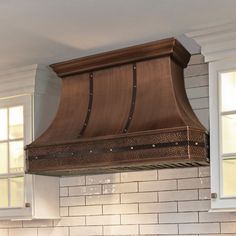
[26,38,209,176]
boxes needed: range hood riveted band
[25,38,209,176]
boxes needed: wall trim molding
[186,22,236,62]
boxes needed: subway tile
[159,212,198,223]
[69,205,102,216]
[70,226,102,236]
[38,227,68,236]
[179,223,220,234]
[0,229,8,236]
[178,200,210,212]
[121,214,157,224]
[103,182,137,194]
[199,166,210,177]
[86,173,120,185]
[178,177,210,190]
[121,192,157,203]
[103,204,138,214]
[60,187,68,197]
[200,211,236,222]
[184,63,208,77]
[104,225,139,235]
[9,228,37,236]
[86,215,120,225]
[69,185,101,196]
[188,54,204,65]
[159,190,198,202]
[199,189,211,200]
[186,86,209,99]
[54,217,85,226]
[194,109,209,130]
[139,202,177,213]
[189,97,209,109]
[86,194,120,205]
[121,170,157,182]
[0,221,22,228]
[60,207,69,217]
[60,176,85,187]
[60,196,85,207]
[23,220,53,227]
[221,222,236,233]
[139,180,177,192]
[158,168,198,180]
[184,75,208,89]
[140,224,178,235]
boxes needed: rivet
[133,66,136,70]
[71,152,74,155]
[84,123,87,126]
[152,144,156,148]
[195,142,198,145]
[129,117,132,120]
[124,129,127,132]
[175,142,178,145]
[35,156,38,160]
[90,74,93,78]
[89,150,93,153]
[130,146,134,150]
[110,148,113,152]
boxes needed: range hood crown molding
[26,37,209,176]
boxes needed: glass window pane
[222,114,236,154]
[9,106,24,139]
[223,159,236,196]
[10,177,24,207]
[0,179,8,208]
[9,141,24,173]
[0,143,8,174]
[0,108,8,141]
[221,72,236,112]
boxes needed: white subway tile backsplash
[179,223,220,234]
[104,225,139,235]
[69,205,102,216]
[103,204,138,214]
[38,227,69,236]
[178,177,210,190]
[54,217,85,226]
[60,187,68,197]
[159,212,198,223]
[23,220,53,228]
[103,182,137,194]
[221,222,236,233]
[140,224,178,235]
[60,196,85,207]
[86,173,120,185]
[199,189,211,200]
[70,226,102,236]
[86,215,120,225]
[86,194,120,205]
[158,168,198,180]
[9,228,37,236]
[199,212,236,222]
[184,63,208,77]
[60,176,85,187]
[121,214,157,224]
[121,192,157,203]
[199,166,210,177]
[139,180,177,192]
[188,54,204,65]
[60,207,69,217]
[178,200,210,212]
[0,229,8,236]
[69,185,101,196]
[185,75,208,89]
[159,190,198,202]
[139,202,177,213]
[121,170,157,182]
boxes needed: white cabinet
[0,65,60,219]
[209,59,236,211]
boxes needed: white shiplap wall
[2,54,234,236]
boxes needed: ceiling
[1,0,236,70]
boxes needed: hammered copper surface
[26,38,209,176]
